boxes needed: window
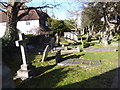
[26,21,30,25]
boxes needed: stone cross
[15,32,35,80]
[15,32,28,66]
[41,45,49,62]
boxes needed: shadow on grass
[17,67,70,88]
[59,67,120,88]
[62,54,85,61]
[84,43,95,48]
[16,64,119,88]
[72,42,81,46]
[45,53,72,61]
[27,48,39,62]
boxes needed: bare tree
[0,0,59,45]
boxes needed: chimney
[44,9,47,13]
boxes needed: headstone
[2,63,15,89]
[101,36,108,46]
[74,35,78,41]
[87,36,92,42]
[62,44,64,47]
[68,33,71,39]
[55,33,60,46]
[64,32,67,38]
[77,46,80,52]
[56,50,62,64]
[50,37,55,50]
[15,32,35,80]
[41,45,49,62]
[64,46,68,51]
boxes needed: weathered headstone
[50,37,55,50]
[62,44,64,47]
[15,32,35,80]
[64,46,68,51]
[41,45,49,62]
[87,36,92,42]
[68,33,71,39]
[101,36,108,46]
[55,33,60,46]
[74,35,78,41]
[77,46,80,52]
[56,50,62,64]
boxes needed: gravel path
[84,46,116,52]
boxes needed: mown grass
[15,48,118,88]
[5,38,118,88]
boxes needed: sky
[25,0,83,20]
[25,0,85,27]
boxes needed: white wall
[0,22,6,38]
[0,20,39,38]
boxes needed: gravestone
[15,32,35,80]
[41,45,49,62]
[74,35,78,41]
[50,37,55,50]
[68,33,71,39]
[87,36,92,42]
[77,46,80,52]
[64,32,67,38]
[2,63,15,89]
[56,50,62,64]
[101,36,108,46]
[64,46,68,51]
[62,44,65,47]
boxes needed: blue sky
[25,0,83,20]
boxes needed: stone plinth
[15,63,35,80]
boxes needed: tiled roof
[0,9,48,22]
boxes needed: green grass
[14,49,118,88]
[5,39,118,88]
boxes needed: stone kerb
[53,46,80,53]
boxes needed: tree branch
[17,4,60,21]
[19,4,60,10]
[0,8,7,14]
[0,2,8,8]
[17,9,31,21]
[0,2,8,9]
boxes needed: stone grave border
[55,51,101,67]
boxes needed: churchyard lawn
[6,42,118,88]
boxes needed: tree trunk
[3,5,19,45]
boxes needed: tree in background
[64,19,76,30]
[48,18,70,36]
[81,2,120,41]
[0,0,58,46]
